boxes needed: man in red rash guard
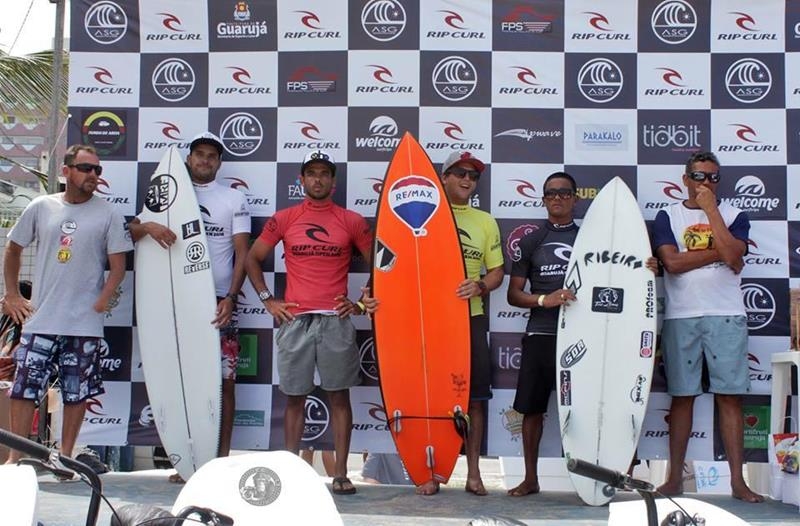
[246,150,373,496]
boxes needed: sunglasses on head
[68,163,103,176]
[543,188,575,199]
[447,167,480,181]
[687,170,720,183]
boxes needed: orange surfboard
[372,132,471,486]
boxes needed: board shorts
[470,315,493,400]
[361,452,412,485]
[661,315,750,396]
[275,314,361,396]
[513,333,556,415]
[10,333,105,404]
[218,298,240,381]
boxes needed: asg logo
[718,124,779,154]
[219,112,263,157]
[302,395,330,441]
[361,0,406,42]
[214,66,270,95]
[505,223,539,262]
[84,1,128,45]
[283,121,339,151]
[432,56,478,102]
[650,0,697,45]
[718,12,778,41]
[354,116,401,152]
[151,58,195,102]
[720,175,780,213]
[497,66,558,96]
[359,337,378,380]
[725,58,772,104]
[741,283,775,330]
[427,10,485,39]
[285,10,341,39]
[577,58,623,103]
[500,6,554,34]
[572,11,632,41]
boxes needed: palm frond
[0,49,69,118]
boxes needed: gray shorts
[661,315,750,396]
[275,314,361,395]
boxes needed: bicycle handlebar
[567,457,654,492]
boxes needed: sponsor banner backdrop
[70,0,791,460]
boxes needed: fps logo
[302,395,330,441]
[361,0,406,42]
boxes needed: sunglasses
[68,163,103,176]
[687,171,720,183]
[447,167,480,182]
[543,188,575,199]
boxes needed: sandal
[331,476,357,495]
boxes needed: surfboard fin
[391,409,402,433]
[561,409,571,436]
[425,445,435,469]
[631,414,637,443]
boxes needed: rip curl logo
[432,56,478,102]
[85,1,128,45]
[304,223,330,243]
[592,286,624,313]
[388,176,440,237]
[239,467,281,506]
[361,0,406,41]
[650,0,697,45]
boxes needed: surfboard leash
[385,410,471,441]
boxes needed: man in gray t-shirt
[2,144,132,464]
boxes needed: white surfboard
[556,176,657,506]
[0,464,38,526]
[134,146,221,482]
[172,451,343,526]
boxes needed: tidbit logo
[151,58,196,102]
[432,56,478,102]
[725,58,771,104]
[302,395,330,441]
[219,112,263,157]
[741,283,775,330]
[85,1,128,45]
[577,58,623,103]
[361,0,406,42]
[650,0,696,45]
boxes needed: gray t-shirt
[9,194,133,337]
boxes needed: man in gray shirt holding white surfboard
[652,151,762,503]
[130,132,251,474]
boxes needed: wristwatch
[477,280,488,295]
[257,290,273,302]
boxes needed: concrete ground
[27,454,800,525]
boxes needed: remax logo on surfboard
[388,176,441,237]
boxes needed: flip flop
[331,476,357,495]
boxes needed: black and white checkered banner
[68,0,797,463]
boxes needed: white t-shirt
[193,181,251,296]
[652,201,750,320]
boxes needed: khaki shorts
[275,314,361,395]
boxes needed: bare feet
[168,472,185,484]
[465,478,488,496]
[656,480,683,496]
[507,480,540,497]
[416,479,440,495]
[732,485,764,503]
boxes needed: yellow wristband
[356,300,366,313]
[537,294,546,307]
